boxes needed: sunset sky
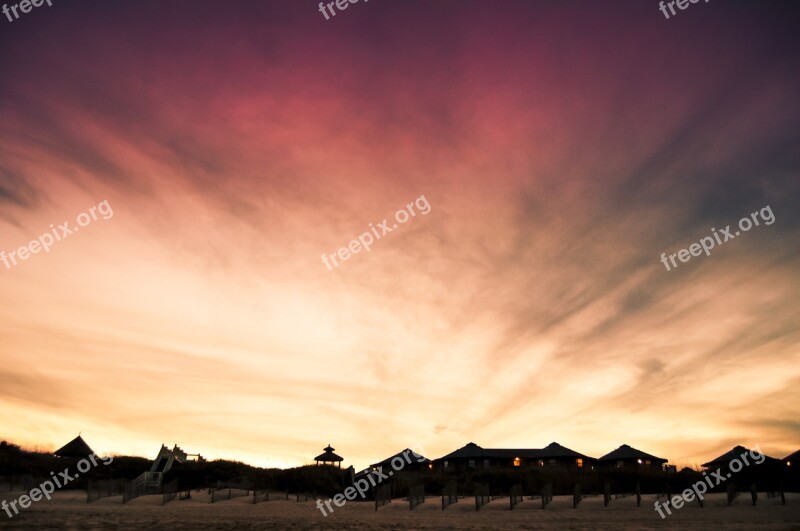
[0,0,798,472]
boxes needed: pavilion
[315,444,343,467]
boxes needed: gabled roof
[54,435,94,458]
[435,442,593,461]
[371,448,430,468]
[701,445,781,468]
[537,442,591,460]
[436,442,488,460]
[599,444,667,463]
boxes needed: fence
[375,483,392,510]
[475,483,490,511]
[123,472,162,503]
[442,480,458,510]
[296,492,316,502]
[409,484,425,510]
[0,475,46,493]
[253,490,289,503]
[86,478,125,502]
[161,479,191,505]
[211,487,250,503]
[572,483,582,508]
[509,484,523,510]
[603,481,642,508]
[766,486,786,506]
[541,484,553,509]
[727,483,739,506]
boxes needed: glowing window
[576,458,583,468]
[513,457,521,467]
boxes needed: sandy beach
[2,490,798,530]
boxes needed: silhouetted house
[599,444,668,470]
[784,450,800,489]
[701,445,782,475]
[536,442,596,469]
[784,449,799,468]
[315,444,343,467]
[433,442,595,472]
[54,435,94,458]
[370,448,431,472]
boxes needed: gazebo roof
[314,444,343,462]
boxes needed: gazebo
[315,444,343,467]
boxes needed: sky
[0,0,798,472]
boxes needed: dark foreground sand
[1,490,799,530]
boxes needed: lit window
[637,459,643,464]
[428,463,433,469]
[787,461,792,467]
[513,457,521,467]
[576,458,583,468]
[538,460,544,467]
[645,460,651,465]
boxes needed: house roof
[783,449,800,463]
[435,441,593,462]
[371,448,430,468]
[599,444,667,463]
[436,442,488,460]
[537,442,591,460]
[701,445,781,468]
[54,435,94,458]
